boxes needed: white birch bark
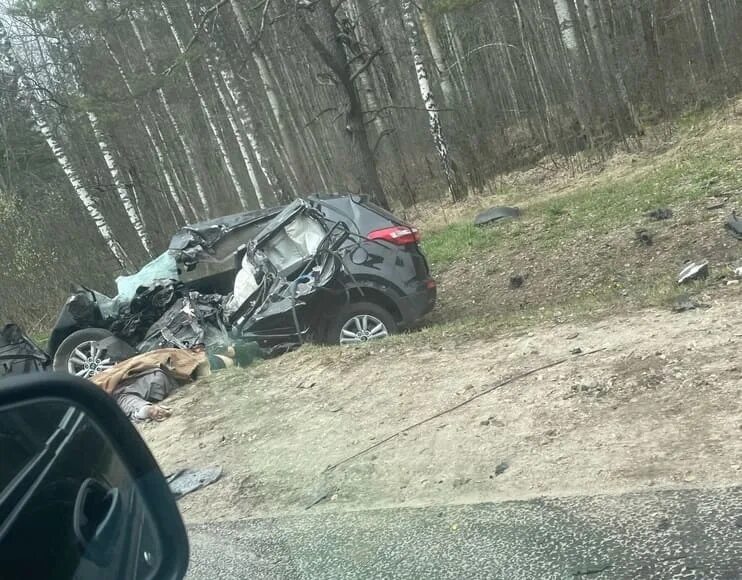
[221,66,279,207]
[87,111,153,255]
[183,0,265,208]
[129,17,211,218]
[215,68,265,208]
[401,0,463,201]
[418,2,455,108]
[161,2,249,210]
[103,37,189,222]
[229,0,301,189]
[0,23,130,268]
[553,0,579,52]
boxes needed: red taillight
[368,225,421,245]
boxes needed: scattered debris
[0,323,50,377]
[706,201,726,210]
[570,347,583,355]
[474,206,521,227]
[566,332,580,340]
[635,228,653,246]
[671,294,709,313]
[494,461,509,476]
[677,261,709,284]
[167,466,223,499]
[725,212,742,240]
[509,274,525,289]
[647,208,673,221]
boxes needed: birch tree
[87,111,153,255]
[0,20,131,269]
[161,1,249,209]
[229,0,307,189]
[418,2,456,108]
[129,15,211,218]
[103,36,190,222]
[292,0,390,209]
[401,0,465,201]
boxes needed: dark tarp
[0,324,50,377]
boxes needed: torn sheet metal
[678,261,709,284]
[169,207,280,265]
[228,199,345,339]
[137,292,228,352]
[109,281,181,342]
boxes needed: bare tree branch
[163,0,228,75]
[349,46,382,83]
[304,106,339,127]
[445,42,520,72]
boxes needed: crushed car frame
[49,194,437,375]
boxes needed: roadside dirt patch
[140,289,742,523]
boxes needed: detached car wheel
[52,328,115,378]
[329,302,397,346]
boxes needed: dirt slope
[140,286,742,524]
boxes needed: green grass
[424,120,741,270]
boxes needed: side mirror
[0,373,189,580]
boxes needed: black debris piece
[0,324,50,377]
[509,275,524,289]
[635,228,653,246]
[647,208,673,221]
[570,347,583,355]
[671,294,709,313]
[97,336,138,363]
[725,212,742,240]
[677,261,709,284]
[109,281,181,343]
[495,461,509,476]
[167,466,223,499]
[474,206,521,227]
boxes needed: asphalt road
[186,486,742,579]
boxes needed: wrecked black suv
[49,194,436,376]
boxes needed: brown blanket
[91,348,209,395]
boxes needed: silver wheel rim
[67,340,114,379]
[340,314,389,345]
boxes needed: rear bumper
[396,279,437,327]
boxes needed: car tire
[325,301,397,346]
[52,328,114,377]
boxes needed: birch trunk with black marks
[0,23,131,268]
[552,0,592,145]
[162,2,249,210]
[103,37,189,222]
[401,0,464,201]
[129,17,210,218]
[418,2,455,108]
[87,111,153,255]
